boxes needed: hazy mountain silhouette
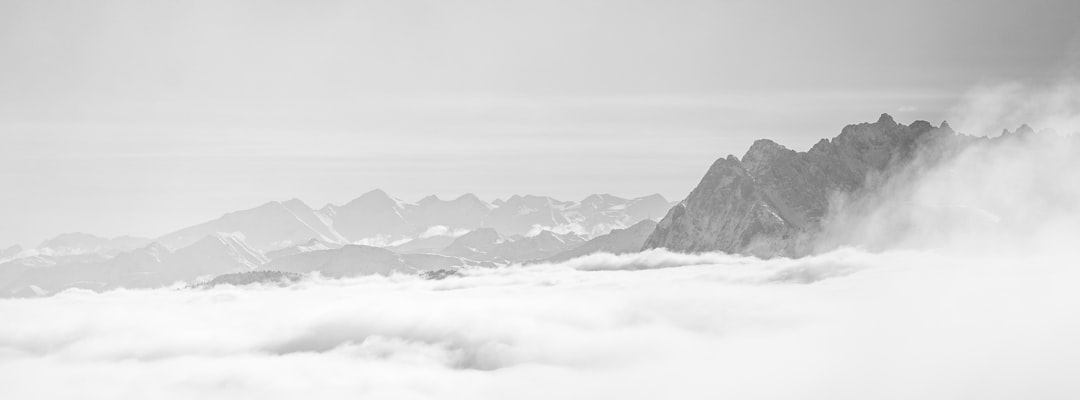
[545,219,658,263]
[37,233,150,256]
[0,233,266,297]
[264,237,342,260]
[157,199,344,252]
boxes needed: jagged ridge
[642,114,960,256]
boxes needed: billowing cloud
[817,80,1080,257]
[1,245,1078,399]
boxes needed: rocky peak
[418,194,441,204]
[742,139,794,173]
[909,120,934,132]
[38,232,109,250]
[356,188,395,203]
[644,113,956,256]
[453,193,485,204]
[281,198,311,211]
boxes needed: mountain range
[0,192,673,297]
[4,113,1059,298]
[155,191,673,252]
[643,113,1059,256]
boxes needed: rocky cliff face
[643,114,957,256]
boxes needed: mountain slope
[402,194,492,230]
[265,237,341,260]
[37,233,151,256]
[0,245,22,262]
[162,234,267,281]
[0,234,266,297]
[545,219,658,263]
[643,114,958,256]
[157,200,340,252]
[323,189,413,242]
[481,195,573,237]
[386,235,460,254]
[440,228,585,263]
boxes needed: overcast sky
[2,0,1079,246]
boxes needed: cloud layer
[1,245,1079,399]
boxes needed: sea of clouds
[2,247,1078,399]
[2,81,1080,399]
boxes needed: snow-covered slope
[402,194,492,230]
[0,234,267,297]
[36,233,151,257]
[560,194,671,237]
[439,228,508,261]
[162,234,267,281]
[157,199,343,252]
[265,237,341,260]
[481,195,574,237]
[149,191,667,255]
[323,189,413,242]
[320,191,669,244]
[386,235,459,254]
[544,219,658,263]
[3,191,668,296]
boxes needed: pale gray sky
[2,0,1079,246]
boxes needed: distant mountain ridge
[153,191,673,253]
[545,219,658,263]
[1,192,672,297]
[0,233,266,296]
[9,113,1039,296]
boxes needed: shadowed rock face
[643,114,956,256]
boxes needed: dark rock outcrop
[643,114,958,256]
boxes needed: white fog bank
[1,247,1079,400]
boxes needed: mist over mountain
[5,112,1068,298]
[151,191,671,251]
[0,191,671,297]
[157,199,346,252]
[264,237,342,260]
[0,245,23,262]
[2,109,1078,400]
[0,233,265,296]
[643,114,1004,256]
[545,219,659,263]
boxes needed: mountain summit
[643,114,959,256]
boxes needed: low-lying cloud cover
[1,246,1078,400]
